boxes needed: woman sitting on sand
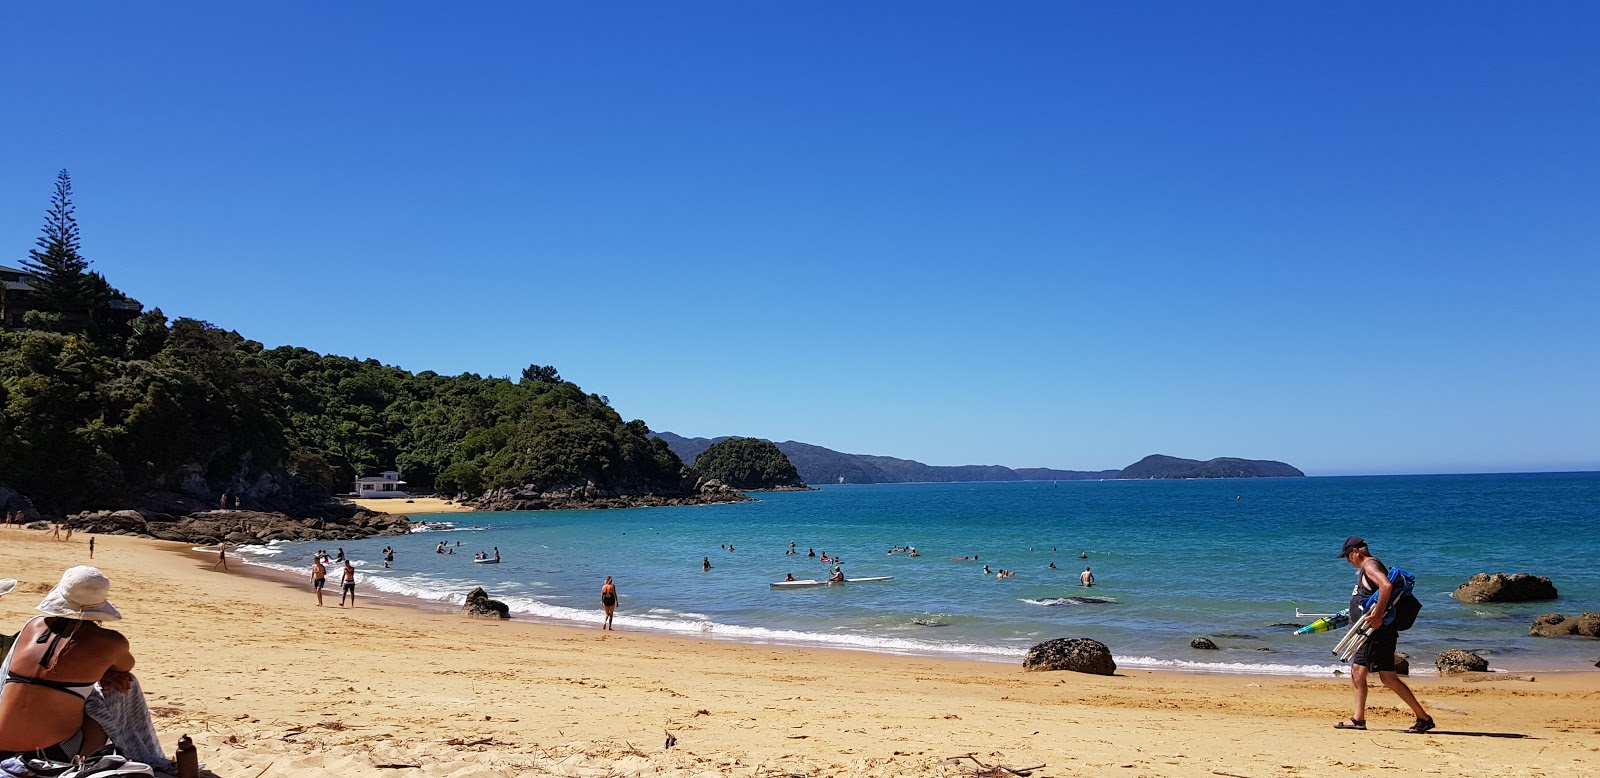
[0,567,172,770]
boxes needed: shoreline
[3,527,1597,777]
[221,534,1595,677]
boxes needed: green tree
[692,437,803,489]
[521,364,561,384]
[22,170,94,325]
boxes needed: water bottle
[176,734,199,778]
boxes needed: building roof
[355,476,407,483]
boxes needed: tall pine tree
[22,170,93,320]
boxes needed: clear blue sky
[3,3,1596,476]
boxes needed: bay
[237,472,1600,675]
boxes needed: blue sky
[2,3,1596,476]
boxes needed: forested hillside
[0,172,695,517]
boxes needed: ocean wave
[1022,596,1117,606]
[1113,655,1350,676]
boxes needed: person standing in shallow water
[1080,567,1094,587]
[702,557,711,572]
[600,576,618,630]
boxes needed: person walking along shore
[600,576,618,630]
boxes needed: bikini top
[1,618,98,700]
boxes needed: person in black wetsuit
[1334,536,1434,734]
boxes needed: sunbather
[0,567,173,771]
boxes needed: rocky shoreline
[7,479,764,547]
[463,478,754,511]
[62,506,413,545]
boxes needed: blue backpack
[1362,567,1422,631]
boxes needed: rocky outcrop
[1452,573,1558,603]
[1528,612,1600,638]
[463,587,510,619]
[1393,653,1410,676]
[63,506,412,545]
[1435,649,1490,674]
[1022,638,1116,675]
[0,486,41,522]
[1190,637,1218,650]
[467,479,752,512]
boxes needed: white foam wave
[409,522,485,533]
[1113,655,1349,676]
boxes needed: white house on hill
[354,470,408,498]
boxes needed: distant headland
[653,433,1303,484]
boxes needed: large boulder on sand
[463,587,510,619]
[1435,649,1490,674]
[1529,612,1600,638]
[1452,573,1558,603]
[1023,637,1116,675]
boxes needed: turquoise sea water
[237,473,1600,675]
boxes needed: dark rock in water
[1214,633,1256,640]
[1190,637,1218,650]
[1023,637,1116,675]
[1435,649,1490,674]
[1394,652,1410,676]
[1255,647,1273,652]
[1452,572,1558,603]
[1267,622,1304,629]
[1529,612,1600,638]
[463,587,510,619]
[911,619,948,627]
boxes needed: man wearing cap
[1334,537,1434,734]
[0,567,173,770]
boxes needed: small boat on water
[770,576,893,588]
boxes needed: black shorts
[313,577,326,589]
[1352,623,1400,671]
[342,581,355,592]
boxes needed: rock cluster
[1393,652,1410,675]
[1435,649,1490,674]
[63,507,411,545]
[467,479,752,512]
[1528,612,1600,638]
[1022,637,1117,675]
[1452,573,1558,603]
[1190,637,1218,650]
[463,587,510,619]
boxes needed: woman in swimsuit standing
[599,576,618,630]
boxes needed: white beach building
[354,470,409,498]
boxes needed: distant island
[653,433,1303,484]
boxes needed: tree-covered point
[1,172,692,515]
[691,437,805,490]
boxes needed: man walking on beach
[339,559,357,607]
[311,556,327,606]
[212,541,228,571]
[1335,536,1434,733]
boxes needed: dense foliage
[0,319,692,513]
[691,437,804,489]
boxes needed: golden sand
[2,528,1596,777]
[351,497,475,515]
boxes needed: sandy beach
[352,497,475,515]
[2,527,1596,778]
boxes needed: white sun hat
[36,566,121,621]
[0,578,16,597]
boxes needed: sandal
[1408,716,1436,734]
[1334,718,1367,730]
